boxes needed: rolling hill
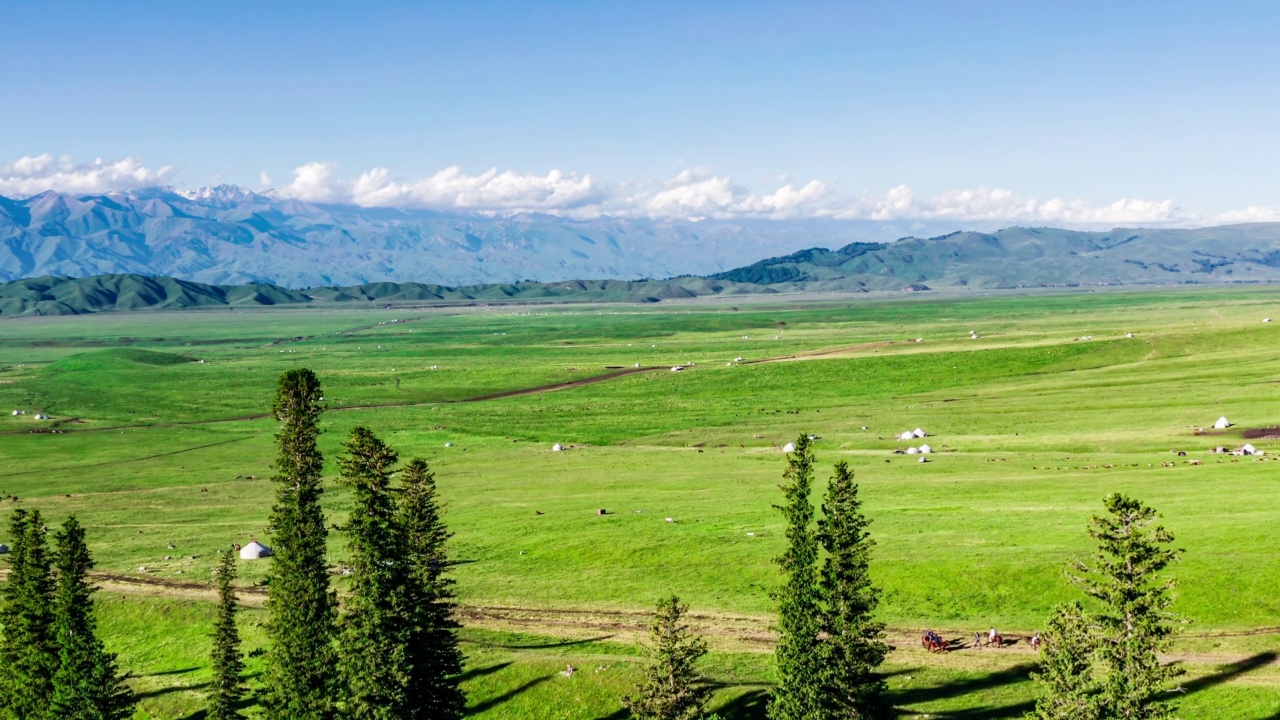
[711,224,1280,290]
[0,273,768,316]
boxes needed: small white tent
[913,428,927,438]
[919,444,932,454]
[898,431,916,441]
[1241,444,1258,456]
[240,541,272,560]
[1214,416,1231,429]
[783,441,796,452]
[906,447,920,455]
[552,443,563,452]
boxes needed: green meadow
[1,287,1279,718]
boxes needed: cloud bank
[0,154,175,196]
[2,153,1272,228]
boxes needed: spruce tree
[815,462,889,719]
[0,509,58,720]
[337,427,413,720]
[397,458,466,720]
[263,368,337,720]
[45,517,134,720]
[209,549,246,720]
[769,434,824,720]
[1071,494,1182,720]
[623,595,712,720]
[1030,601,1099,720]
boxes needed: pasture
[1,287,1279,718]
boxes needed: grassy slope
[1,287,1279,718]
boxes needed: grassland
[1,287,1279,718]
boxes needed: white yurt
[240,541,272,560]
[783,441,797,452]
[1214,416,1231,429]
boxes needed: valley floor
[1,286,1279,717]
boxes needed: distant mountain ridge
[4,186,1280,313]
[0,185,946,287]
[710,225,1280,290]
[0,273,767,316]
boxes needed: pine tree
[263,368,337,720]
[769,434,824,720]
[209,549,246,720]
[0,509,58,720]
[337,427,413,720]
[45,517,134,720]
[397,458,466,720]
[1071,494,1182,720]
[623,595,712,720]
[815,462,889,719]
[1030,601,1099,720]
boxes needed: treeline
[0,369,1187,719]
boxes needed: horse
[921,632,946,653]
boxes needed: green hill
[711,224,1280,290]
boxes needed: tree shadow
[889,662,1038,719]
[1176,651,1277,697]
[136,681,210,700]
[464,635,615,650]
[147,666,200,678]
[712,688,771,720]
[464,674,555,715]
[457,661,513,682]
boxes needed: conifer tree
[263,369,337,720]
[1030,601,1099,720]
[0,509,58,720]
[337,427,413,720]
[1071,494,1182,720]
[769,434,824,720]
[397,458,466,720]
[815,462,889,719]
[623,595,712,720]
[209,549,246,720]
[44,517,134,720]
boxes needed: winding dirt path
[1,365,666,436]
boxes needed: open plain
[1,287,1278,719]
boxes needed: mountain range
[711,224,1280,290]
[0,185,952,287]
[3,186,1280,317]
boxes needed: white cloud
[284,161,342,203]
[1214,206,1280,224]
[832,185,1188,226]
[0,154,174,196]
[278,163,605,214]
[5,153,1278,228]
[638,168,829,220]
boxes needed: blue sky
[2,0,1278,225]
